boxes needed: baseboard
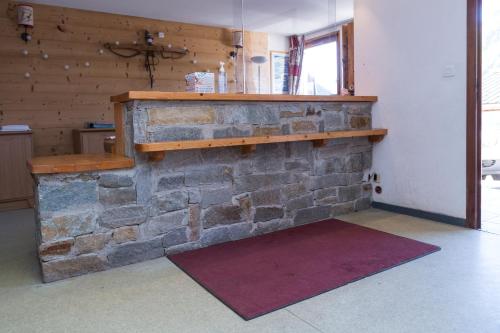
[372,202,466,227]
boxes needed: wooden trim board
[135,129,388,155]
[466,0,482,229]
[29,154,134,174]
[111,91,378,103]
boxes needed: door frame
[466,0,482,229]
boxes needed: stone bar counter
[29,92,386,282]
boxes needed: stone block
[235,194,252,220]
[145,210,187,236]
[314,188,339,206]
[136,165,153,205]
[151,191,188,215]
[287,141,313,159]
[281,124,291,135]
[157,173,184,191]
[39,181,97,213]
[188,204,201,241]
[41,254,107,283]
[254,219,292,235]
[213,126,252,138]
[98,174,133,188]
[294,206,331,226]
[355,198,372,211]
[187,189,201,204]
[165,242,201,255]
[203,205,243,229]
[147,106,215,126]
[227,222,253,241]
[285,160,311,171]
[107,238,164,268]
[306,105,318,116]
[331,202,355,216]
[201,186,232,208]
[251,188,281,207]
[346,154,364,172]
[286,194,314,212]
[185,166,233,186]
[200,226,231,246]
[39,238,74,262]
[349,116,371,129]
[234,173,289,193]
[314,158,340,176]
[280,109,305,118]
[319,103,343,112]
[338,185,362,202]
[98,205,147,228]
[253,126,281,136]
[99,187,136,207]
[282,183,308,200]
[310,174,349,190]
[41,213,95,242]
[292,121,317,133]
[254,207,284,222]
[324,112,344,131]
[362,151,372,169]
[226,104,280,125]
[112,226,139,244]
[74,233,107,255]
[346,103,372,114]
[162,227,188,248]
[150,127,203,142]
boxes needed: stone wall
[34,101,374,282]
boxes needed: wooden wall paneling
[0,1,269,156]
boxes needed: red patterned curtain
[288,35,305,95]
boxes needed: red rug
[168,219,440,320]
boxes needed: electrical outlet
[363,170,371,182]
[373,173,381,183]
[158,32,165,39]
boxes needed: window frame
[303,31,341,95]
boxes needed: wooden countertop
[111,91,378,103]
[0,130,32,135]
[29,154,134,174]
[73,128,115,132]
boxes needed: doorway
[481,0,500,234]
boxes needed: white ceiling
[29,0,353,35]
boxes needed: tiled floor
[482,179,500,234]
[1,208,500,333]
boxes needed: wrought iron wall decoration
[103,30,189,88]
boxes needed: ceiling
[29,0,354,35]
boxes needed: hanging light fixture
[251,56,267,94]
[17,4,34,43]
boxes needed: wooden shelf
[111,91,378,103]
[29,154,134,174]
[135,129,388,161]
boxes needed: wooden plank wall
[0,2,269,156]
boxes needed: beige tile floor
[0,208,499,333]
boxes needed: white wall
[354,0,467,218]
[268,34,289,52]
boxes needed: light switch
[443,65,456,78]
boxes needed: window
[299,32,340,95]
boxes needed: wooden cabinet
[0,131,33,210]
[73,129,115,154]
